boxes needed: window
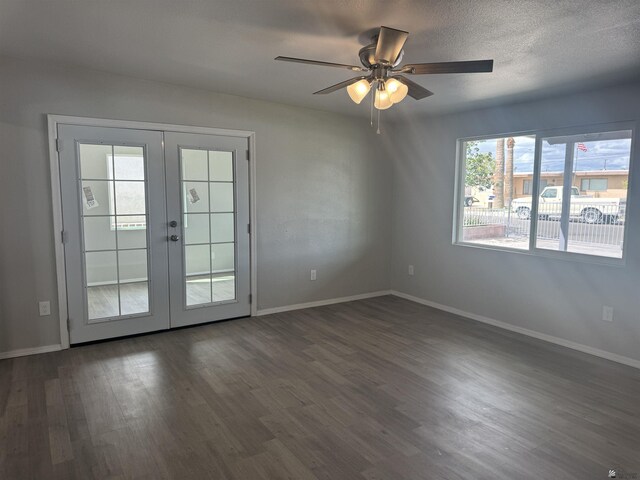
[541,188,557,198]
[581,178,608,191]
[523,179,546,195]
[456,126,632,261]
[106,152,147,230]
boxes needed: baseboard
[256,290,392,316]
[390,290,640,370]
[0,344,62,360]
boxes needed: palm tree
[505,137,515,206]
[494,138,505,208]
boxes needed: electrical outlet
[602,305,614,322]
[39,301,51,316]
[408,265,414,276]
[310,269,317,281]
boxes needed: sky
[473,135,632,174]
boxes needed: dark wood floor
[1,295,639,479]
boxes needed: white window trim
[452,121,636,267]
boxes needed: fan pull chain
[377,108,381,135]
[370,88,374,127]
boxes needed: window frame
[581,178,608,192]
[525,178,548,195]
[452,121,636,266]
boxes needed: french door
[165,132,250,328]
[58,124,250,344]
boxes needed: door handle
[169,234,180,242]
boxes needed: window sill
[453,240,626,268]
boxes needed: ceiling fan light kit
[385,78,408,103]
[275,26,493,131]
[374,85,393,110]
[347,79,372,104]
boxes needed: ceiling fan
[275,26,493,112]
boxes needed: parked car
[464,196,479,207]
[510,186,626,224]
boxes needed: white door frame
[48,114,257,349]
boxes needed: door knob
[170,234,180,242]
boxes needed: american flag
[577,142,588,152]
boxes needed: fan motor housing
[359,38,404,69]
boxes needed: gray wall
[0,56,392,353]
[390,81,640,362]
[2,53,638,363]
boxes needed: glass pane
[115,214,146,231]
[87,285,119,320]
[212,273,235,302]
[118,249,148,283]
[185,244,211,276]
[116,217,147,249]
[566,132,630,258]
[83,216,115,251]
[85,251,117,286]
[209,151,233,181]
[80,143,152,321]
[79,144,112,180]
[180,149,238,306]
[461,136,534,250]
[210,213,234,243]
[115,181,146,215]
[182,182,209,213]
[184,214,210,245]
[182,149,208,181]
[120,282,149,315]
[210,183,234,212]
[81,180,112,216]
[535,130,631,259]
[185,245,212,307]
[212,243,234,273]
[186,275,212,306]
[113,146,145,180]
[533,139,564,251]
[586,178,608,191]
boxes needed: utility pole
[494,138,505,208]
[505,137,515,207]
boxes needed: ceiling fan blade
[313,76,369,95]
[393,75,434,100]
[275,56,367,72]
[401,60,494,74]
[374,26,409,65]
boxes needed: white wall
[390,81,640,362]
[0,56,392,353]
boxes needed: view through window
[458,128,632,259]
[107,153,147,230]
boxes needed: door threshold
[70,314,252,347]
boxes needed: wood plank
[1,296,639,478]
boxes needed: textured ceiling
[1,0,640,117]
